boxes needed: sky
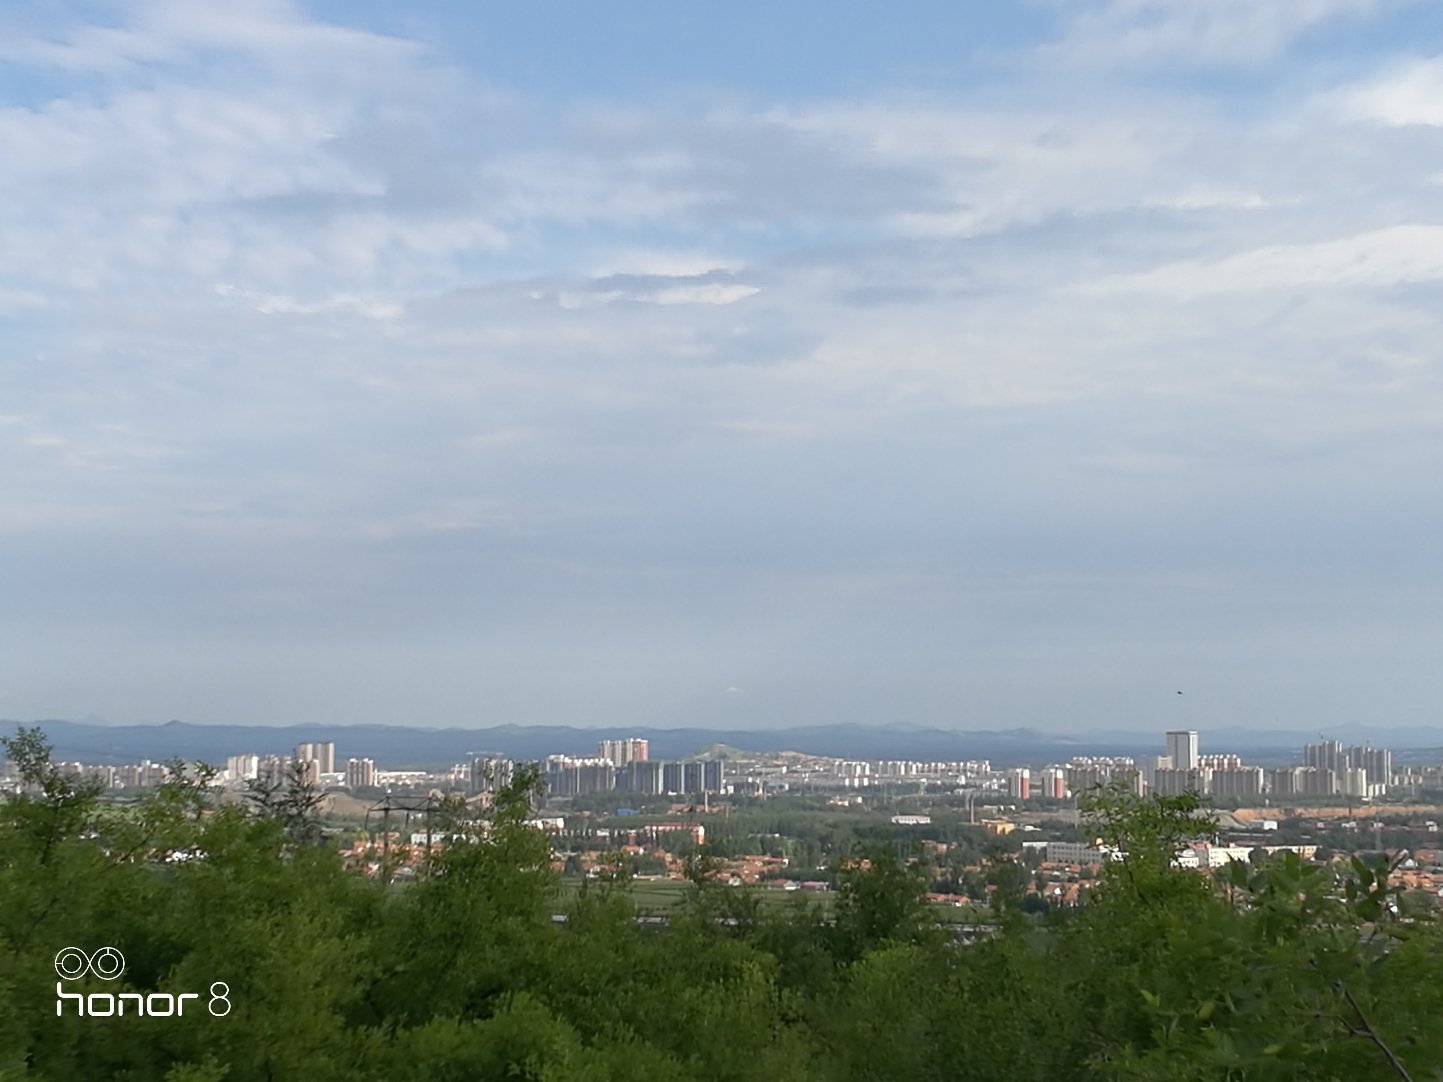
[4,0,1443,733]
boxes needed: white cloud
[215,285,404,321]
[1337,57,1443,126]
[481,150,706,226]
[0,287,48,311]
[1143,187,1275,210]
[591,250,741,278]
[0,1,507,300]
[649,282,758,305]
[1043,0,1392,67]
[766,98,1314,239]
[1086,223,1443,295]
[544,271,759,310]
[0,0,419,75]
[7,0,1443,729]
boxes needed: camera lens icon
[54,948,89,980]
[89,947,125,980]
[54,947,126,981]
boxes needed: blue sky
[3,0,1443,734]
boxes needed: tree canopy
[3,730,1440,1080]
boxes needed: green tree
[831,847,934,963]
[244,758,325,846]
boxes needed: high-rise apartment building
[1339,767,1370,799]
[542,756,614,797]
[620,759,665,795]
[1210,766,1263,799]
[1266,767,1300,797]
[662,761,686,794]
[114,760,167,788]
[1038,767,1067,800]
[1165,731,1199,771]
[226,754,259,781]
[1297,767,1338,797]
[470,756,515,793]
[1200,754,1242,770]
[1304,740,1343,773]
[1152,766,1210,797]
[651,759,725,796]
[682,761,705,794]
[598,738,649,765]
[258,754,290,785]
[296,741,336,775]
[1065,765,1112,794]
[575,762,614,795]
[346,758,375,789]
[1007,767,1031,800]
[1139,755,1172,793]
[1347,746,1392,786]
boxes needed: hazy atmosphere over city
[6,0,1443,731]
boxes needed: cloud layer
[3,0,1442,733]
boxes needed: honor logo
[54,948,230,1018]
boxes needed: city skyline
[19,724,1428,814]
[6,2,1443,731]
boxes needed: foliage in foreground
[2,727,1440,1081]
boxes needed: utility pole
[367,793,440,883]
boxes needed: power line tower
[364,793,441,882]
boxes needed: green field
[557,876,830,913]
[555,877,988,924]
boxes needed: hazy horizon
[6,2,1443,733]
[11,716,1440,748]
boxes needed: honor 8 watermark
[54,948,230,1018]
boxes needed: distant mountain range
[6,718,1441,769]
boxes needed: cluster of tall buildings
[727,757,998,796]
[295,741,335,776]
[1005,767,1067,800]
[14,726,1408,809]
[1077,731,1396,801]
[43,759,168,789]
[597,738,649,765]
[218,744,375,791]
[285,742,376,790]
[218,736,723,800]
[346,757,376,789]
[467,739,725,799]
